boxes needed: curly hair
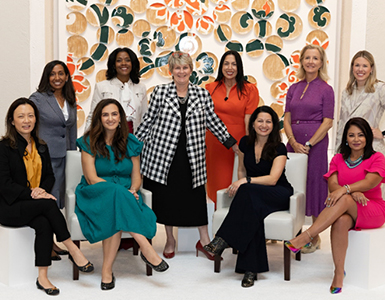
[106,48,141,84]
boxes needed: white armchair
[212,152,307,280]
[65,150,153,279]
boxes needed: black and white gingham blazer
[135,82,236,188]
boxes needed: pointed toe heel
[140,252,169,272]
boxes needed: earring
[346,141,348,146]
[118,122,121,128]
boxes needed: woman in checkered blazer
[136,52,237,260]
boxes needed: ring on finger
[327,197,331,201]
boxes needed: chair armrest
[65,189,76,221]
[140,188,152,209]
[216,188,233,210]
[289,191,305,220]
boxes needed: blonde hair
[346,50,378,95]
[296,44,329,82]
[168,51,193,73]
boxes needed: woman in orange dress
[205,50,259,204]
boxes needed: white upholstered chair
[212,152,307,280]
[65,150,153,279]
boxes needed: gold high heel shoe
[301,235,321,254]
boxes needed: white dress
[336,82,385,154]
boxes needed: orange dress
[205,81,259,203]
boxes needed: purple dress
[285,77,335,216]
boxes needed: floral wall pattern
[59,0,338,131]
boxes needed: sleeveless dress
[75,134,156,243]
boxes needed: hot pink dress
[324,152,385,229]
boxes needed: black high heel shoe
[36,279,60,296]
[203,236,228,256]
[140,252,169,272]
[241,271,257,288]
[101,274,115,291]
[53,249,69,256]
[68,254,94,272]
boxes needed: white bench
[345,225,385,289]
[0,225,36,286]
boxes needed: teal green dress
[75,134,157,244]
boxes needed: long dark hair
[2,98,44,148]
[212,50,247,99]
[248,106,281,161]
[338,117,374,160]
[106,48,140,84]
[84,99,129,163]
[37,60,76,106]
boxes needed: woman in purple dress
[283,44,335,253]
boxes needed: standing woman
[85,47,147,133]
[30,60,77,210]
[0,98,93,295]
[136,51,237,260]
[336,50,385,155]
[204,106,293,287]
[205,50,259,204]
[283,44,335,253]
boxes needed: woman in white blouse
[336,50,385,154]
[85,48,147,134]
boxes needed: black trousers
[216,184,292,273]
[0,199,70,267]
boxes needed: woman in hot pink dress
[285,117,385,294]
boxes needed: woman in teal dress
[75,99,168,291]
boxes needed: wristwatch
[305,141,312,148]
[246,176,251,183]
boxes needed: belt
[291,120,322,124]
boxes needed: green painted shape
[196,53,214,74]
[99,26,109,43]
[155,52,172,67]
[79,58,94,71]
[140,57,154,76]
[312,6,329,27]
[265,43,280,53]
[252,9,273,20]
[216,25,228,42]
[277,14,295,38]
[198,75,210,85]
[105,0,112,5]
[257,20,267,38]
[246,39,264,52]
[91,43,107,61]
[189,71,199,84]
[175,32,188,50]
[112,6,134,28]
[239,13,253,29]
[143,31,150,38]
[66,0,88,6]
[226,41,243,52]
[118,28,128,34]
[90,4,109,26]
[138,39,152,56]
[277,53,290,67]
[155,32,165,47]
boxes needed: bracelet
[287,135,294,141]
[343,184,351,194]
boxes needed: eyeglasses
[172,51,190,58]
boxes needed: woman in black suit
[0,98,93,295]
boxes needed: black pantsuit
[0,134,70,266]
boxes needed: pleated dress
[75,134,157,244]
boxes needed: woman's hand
[232,143,240,155]
[351,192,369,206]
[291,142,309,154]
[31,187,48,199]
[324,187,346,207]
[129,189,139,200]
[372,128,383,140]
[226,178,247,197]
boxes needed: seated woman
[0,98,93,296]
[75,99,168,291]
[285,117,385,294]
[204,106,294,288]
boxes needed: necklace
[345,155,363,169]
[178,94,188,104]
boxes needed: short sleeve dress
[324,152,385,229]
[75,134,157,243]
[285,77,335,217]
[216,137,293,274]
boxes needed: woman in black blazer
[0,98,93,295]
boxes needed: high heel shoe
[51,254,61,261]
[203,236,228,256]
[284,241,311,254]
[140,252,169,272]
[301,236,321,254]
[101,273,115,291]
[330,271,346,294]
[68,254,94,273]
[196,241,222,261]
[241,271,257,288]
[53,249,69,256]
[36,279,60,296]
[163,250,175,259]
